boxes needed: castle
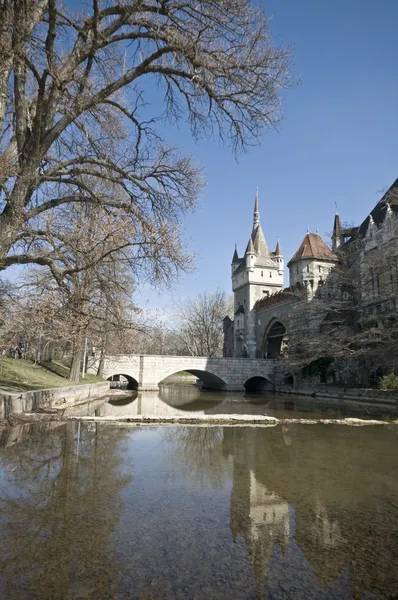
[223,179,398,382]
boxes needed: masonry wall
[91,354,280,391]
[0,382,110,420]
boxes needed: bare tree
[6,199,178,380]
[172,290,232,356]
[0,0,293,272]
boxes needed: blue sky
[139,0,398,313]
[5,1,398,317]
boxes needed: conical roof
[245,235,255,255]
[287,232,338,266]
[274,238,282,256]
[252,223,269,259]
[232,247,239,263]
[333,213,342,236]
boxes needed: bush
[379,372,398,391]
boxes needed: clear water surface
[0,387,397,599]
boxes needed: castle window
[318,266,321,273]
[270,272,272,278]
[261,271,263,276]
[306,265,309,273]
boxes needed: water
[63,385,398,421]
[0,389,397,599]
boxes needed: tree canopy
[0,0,293,276]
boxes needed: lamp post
[82,335,88,379]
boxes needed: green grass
[41,361,103,385]
[0,358,103,392]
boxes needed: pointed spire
[245,235,255,255]
[333,212,342,235]
[253,187,260,225]
[275,238,282,256]
[232,246,239,263]
[332,212,343,252]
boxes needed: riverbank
[0,358,103,392]
[0,381,110,421]
[273,383,398,405]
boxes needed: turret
[288,231,338,298]
[274,238,284,275]
[245,236,256,271]
[332,212,343,252]
[231,245,240,275]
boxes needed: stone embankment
[274,385,398,405]
[0,382,110,421]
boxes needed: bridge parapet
[88,354,286,392]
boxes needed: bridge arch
[244,376,272,393]
[159,369,227,390]
[106,373,138,390]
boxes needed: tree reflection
[0,422,131,600]
[164,426,231,487]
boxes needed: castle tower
[288,231,338,299]
[231,191,284,357]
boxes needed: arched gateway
[260,319,288,359]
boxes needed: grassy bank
[0,359,103,392]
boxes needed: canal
[0,387,397,599]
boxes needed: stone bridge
[88,355,284,392]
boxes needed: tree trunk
[69,343,82,382]
[97,350,105,378]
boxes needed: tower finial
[253,187,260,225]
[307,224,310,233]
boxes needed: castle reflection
[1,421,397,599]
[222,425,398,599]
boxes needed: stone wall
[0,382,110,420]
[88,354,281,391]
[273,383,398,405]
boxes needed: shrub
[379,372,398,391]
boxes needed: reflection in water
[108,391,138,406]
[0,421,397,599]
[0,422,131,600]
[164,427,231,487]
[64,385,398,421]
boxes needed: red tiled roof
[287,233,338,266]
